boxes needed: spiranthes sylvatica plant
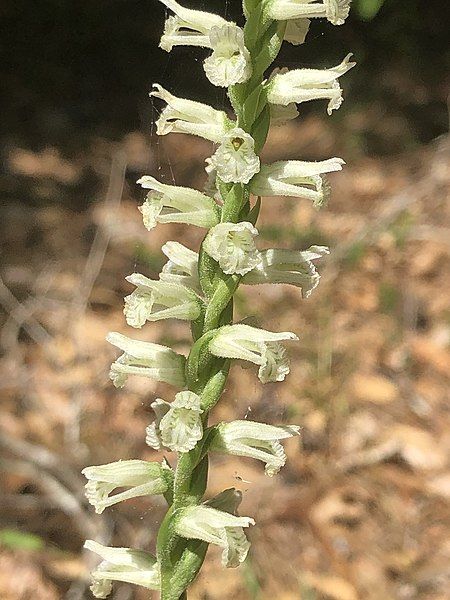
[83,0,354,597]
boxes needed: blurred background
[1,0,449,598]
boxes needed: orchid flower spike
[145,391,203,453]
[124,274,202,328]
[203,222,261,276]
[243,245,330,297]
[82,460,173,515]
[266,53,356,115]
[251,158,345,208]
[175,505,254,568]
[137,175,220,231]
[211,420,300,476]
[160,241,200,292]
[106,332,186,389]
[209,324,298,383]
[158,1,251,87]
[206,128,260,184]
[267,0,351,26]
[84,541,160,598]
[150,84,233,143]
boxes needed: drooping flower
[160,241,200,292]
[145,391,203,453]
[206,128,260,184]
[82,460,173,515]
[266,54,356,115]
[250,158,345,207]
[84,540,160,598]
[267,0,351,26]
[203,222,261,276]
[150,84,233,143]
[209,324,298,383]
[203,24,252,87]
[175,505,254,568]
[242,245,330,297]
[137,175,220,231]
[210,420,300,476]
[106,332,186,389]
[158,0,228,51]
[124,274,202,328]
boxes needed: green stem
[157,6,285,599]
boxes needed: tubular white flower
[158,0,228,51]
[209,324,298,384]
[137,175,220,231]
[124,274,202,328]
[266,54,356,114]
[160,241,200,292]
[150,84,233,143]
[146,391,203,453]
[211,420,301,476]
[242,245,330,297]
[204,24,252,87]
[175,505,254,568]
[268,68,299,125]
[106,332,186,389]
[203,222,261,276]
[82,460,172,515]
[267,0,351,26]
[284,18,310,45]
[251,158,345,208]
[84,541,160,598]
[206,128,260,184]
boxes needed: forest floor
[1,114,449,599]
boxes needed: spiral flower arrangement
[82,1,354,597]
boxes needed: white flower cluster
[83,0,354,596]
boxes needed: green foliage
[354,0,386,21]
[0,528,45,551]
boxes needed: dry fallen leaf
[302,572,359,600]
[349,373,399,404]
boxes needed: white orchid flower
[209,324,298,383]
[82,460,172,515]
[211,420,300,476]
[175,505,254,568]
[267,0,351,26]
[145,391,203,453]
[84,541,160,598]
[266,53,356,114]
[243,245,330,296]
[150,84,233,142]
[251,158,345,207]
[106,332,186,389]
[203,222,261,276]
[124,274,202,328]
[206,128,260,184]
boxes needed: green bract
[83,1,354,598]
